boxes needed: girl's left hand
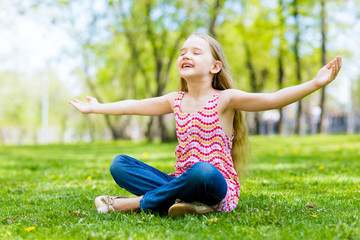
[314,56,342,87]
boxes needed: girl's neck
[185,77,217,99]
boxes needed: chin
[179,70,199,79]
[179,73,192,79]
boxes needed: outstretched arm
[69,92,177,116]
[228,56,342,112]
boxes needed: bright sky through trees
[1,1,357,105]
[1,0,359,144]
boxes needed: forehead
[181,36,211,51]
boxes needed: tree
[317,0,327,133]
[277,0,286,135]
[292,0,304,135]
[107,0,225,141]
[234,0,278,134]
[209,0,223,37]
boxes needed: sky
[0,1,359,108]
[0,1,81,95]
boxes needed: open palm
[314,56,342,87]
[69,96,99,113]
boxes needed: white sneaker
[94,196,128,214]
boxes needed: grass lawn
[1,135,359,239]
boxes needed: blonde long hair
[180,33,249,178]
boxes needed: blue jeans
[110,155,228,213]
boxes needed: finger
[69,101,80,110]
[336,60,340,74]
[335,57,341,74]
[334,57,339,72]
[73,103,85,112]
[87,96,99,103]
[332,60,338,74]
[74,98,88,104]
[85,96,95,101]
[331,63,337,79]
[331,58,337,66]
[337,56,342,72]
[326,59,335,69]
[73,99,87,107]
[69,100,78,107]
[326,62,332,69]
[72,98,82,103]
[332,59,338,72]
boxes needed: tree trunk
[83,68,122,140]
[66,8,124,141]
[277,0,285,135]
[278,57,285,135]
[145,1,192,142]
[317,0,327,133]
[293,0,303,135]
[244,43,260,134]
[209,0,222,37]
[145,116,154,142]
[159,115,173,142]
[254,112,261,135]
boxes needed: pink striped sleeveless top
[173,91,240,212]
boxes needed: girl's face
[177,36,221,80]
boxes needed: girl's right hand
[69,96,100,114]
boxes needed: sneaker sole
[168,203,214,217]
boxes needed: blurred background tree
[0,0,359,145]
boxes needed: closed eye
[180,48,187,56]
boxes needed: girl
[69,33,341,217]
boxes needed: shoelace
[100,196,115,211]
[101,196,111,204]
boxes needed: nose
[182,53,191,60]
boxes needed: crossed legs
[109,155,228,213]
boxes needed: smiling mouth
[182,63,194,68]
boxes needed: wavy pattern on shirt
[173,91,240,212]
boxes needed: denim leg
[110,155,175,196]
[140,162,228,212]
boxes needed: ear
[210,60,222,74]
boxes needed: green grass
[1,135,359,240]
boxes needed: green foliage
[0,70,71,144]
[1,0,356,143]
[1,135,359,239]
[0,72,40,127]
[351,76,360,109]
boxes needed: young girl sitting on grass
[69,33,341,217]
